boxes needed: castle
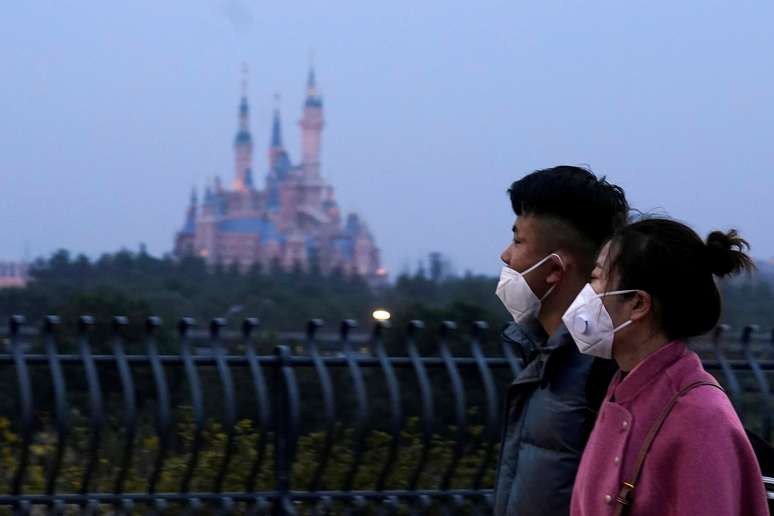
[174,67,384,282]
[0,261,27,289]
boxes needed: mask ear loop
[599,290,641,332]
[536,253,565,302]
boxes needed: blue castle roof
[216,218,285,243]
[181,217,196,235]
[333,236,354,260]
[234,130,252,145]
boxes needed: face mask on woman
[496,253,564,323]
[562,283,640,359]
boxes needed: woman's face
[591,241,632,330]
[590,242,612,295]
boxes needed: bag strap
[612,380,724,516]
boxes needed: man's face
[500,214,554,296]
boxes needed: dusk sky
[3,1,774,276]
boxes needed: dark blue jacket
[493,319,616,516]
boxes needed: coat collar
[509,320,574,385]
[610,340,688,404]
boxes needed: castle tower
[173,187,198,258]
[269,97,285,170]
[185,187,197,228]
[233,65,254,191]
[299,66,324,177]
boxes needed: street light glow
[372,309,391,321]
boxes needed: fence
[0,314,771,515]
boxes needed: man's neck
[538,280,582,336]
[538,310,565,337]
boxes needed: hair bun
[705,230,754,277]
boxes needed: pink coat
[571,341,768,516]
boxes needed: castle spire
[181,187,197,235]
[234,63,254,191]
[304,57,322,108]
[271,93,283,149]
[300,64,324,176]
[238,63,250,131]
[307,66,316,95]
[241,62,248,97]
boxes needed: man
[493,166,629,516]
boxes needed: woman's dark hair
[606,218,755,340]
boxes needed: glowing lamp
[372,309,391,321]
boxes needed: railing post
[741,325,771,441]
[9,315,32,505]
[273,344,298,516]
[712,324,742,411]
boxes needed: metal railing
[0,314,770,514]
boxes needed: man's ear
[544,255,566,286]
[629,291,652,322]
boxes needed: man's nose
[500,245,512,265]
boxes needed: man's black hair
[508,165,629,250]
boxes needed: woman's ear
[629,291,652,322]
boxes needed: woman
[564,218,768,516]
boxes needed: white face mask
[562,283,640,359]
[496,253,564,324]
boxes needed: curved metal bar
[500,326,522,379]
[243,318,270,494]
[117,498,134,516]
[77,316,104,496]
[409,494,433,516]
[376,495,399,516]
[340,320,369,491]
[712,324,742,409]
[405,320,434,491]
[245,495,269,516]
[151,497,167,516]
[145,316,172,495]
[9,315,33,498]
[111,316,137,497]
[373,321,402,491]
[49,499,65,516]
[83,498,99,515]
[273,344,301,512]
[178,317,204,495]
[304,319,337,492]
[42,316,69,498]
[741,325,772,440]
[211,318,238,494]
[12,499,31,516]
[217,495,234,515]
[469,321,498,490]
[437,321,468,490]
[313,495,334,516]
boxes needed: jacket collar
[610,340,688,404]
[509,320,574,385]
[503,317,548,350]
